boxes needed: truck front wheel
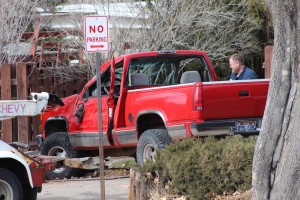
[40,132,83,179]
[0,168,23,200]
[136,129,172,164]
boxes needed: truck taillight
[193,83,203,111]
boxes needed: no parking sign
[84,16,109,52]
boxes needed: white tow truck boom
[0,92,52,120]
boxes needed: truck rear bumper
[190,118,262,136]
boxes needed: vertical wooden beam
[28,64,39,92]
[43,76,52,93]
[264,46,273,79]
[1,64,12,143]
[65,81,72,97]
[16,62,30,143]
[28,64,40,143]
[30,17,41,57]
[56,42,61,68]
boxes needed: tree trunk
[252,0,300,199]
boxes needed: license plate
[235,121,256,132]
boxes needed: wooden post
[28,63,40,146]
[128,168,148,200]
[1,64,12,143]
[28,63,39,92]
[16,62,30,144]
[264,46,273,79]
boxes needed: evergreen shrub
[140,135,256,200]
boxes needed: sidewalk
[37,177,130,200]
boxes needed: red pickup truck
[39,50,268,179]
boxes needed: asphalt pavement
[37,177,130,200]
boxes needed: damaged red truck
[39,50,269,179]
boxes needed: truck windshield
[128,55,211,86]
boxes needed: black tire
[136,129,172,164]
[0,168,23,200]
[23,185,37,200]
[40,132,84,179]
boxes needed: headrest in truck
[180,71,201,83]
[130,73,150,86]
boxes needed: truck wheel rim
[48,146,68,174]
[143,144,156,162]
[0,180,13,200]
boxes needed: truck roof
[100,50,209,72]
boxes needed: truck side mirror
[74,104,84,123]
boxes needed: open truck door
[106,57,116,137]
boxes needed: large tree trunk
[252,0,300,199]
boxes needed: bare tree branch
[0,0,40,64]
[38,0,263,82]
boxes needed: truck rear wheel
[0,168,23,200]
[40,132,83,179]
[136,129,172,164]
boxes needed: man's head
[229,54,244,75]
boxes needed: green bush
[139,135,256,200]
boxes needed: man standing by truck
[229,53,258,80]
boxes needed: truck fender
[136,110,167,138]
[0,151,33,188]
[44,116,68,137]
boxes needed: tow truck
[0,92,64,200]
[0,91,124,200]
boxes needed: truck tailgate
[202,79,269,120]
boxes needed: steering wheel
[103,77,122,96]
